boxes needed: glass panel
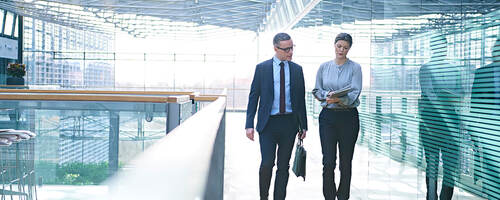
[0,96,192,191]
[0,9,4,32]
[296,1,499,199]
[13,15,18,38]
[366,6,500,200]
[4,11,14,36]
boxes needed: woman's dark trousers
[319,108,359,200]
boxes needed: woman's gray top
[313,59,362,109]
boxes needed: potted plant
[6,63,26,85]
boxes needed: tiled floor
[224,112,486,200]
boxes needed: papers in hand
[327,86,352,98]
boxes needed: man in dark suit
[245,32,308,200]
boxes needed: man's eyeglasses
[276,45,295,53]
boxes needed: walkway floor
[224,112,485,200]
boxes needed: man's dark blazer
[246,58,308,133]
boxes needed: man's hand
[298,130,307,139]
[246,128,255,141]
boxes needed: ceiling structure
[296,0,500,27]
[1,0,305,38]
[294,0,500,39]
[0,0,278,38]
[0,0,499,38]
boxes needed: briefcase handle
[296,113,304,146]
[297,136,303,146]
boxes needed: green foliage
[62,173,80,184]
[6,63,26,78]
[55,162,109,185]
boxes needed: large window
[3,12,14,36]
[0,9,19,39]
[23,17,115,87]
[0,10,4,33]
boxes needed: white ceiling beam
[261,0,321,32]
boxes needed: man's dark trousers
[259,114,298,200]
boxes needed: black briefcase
[292,132,306,181]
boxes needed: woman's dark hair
[335,33,353,47]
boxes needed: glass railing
[0,89,220,199]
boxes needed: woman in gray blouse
[313,33,362,200]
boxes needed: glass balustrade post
[359,95,367,144]
[138,112,144,151]
[192,100,198,115]
[375,96,382,152]
[167,103,180,134]
[401,97,408,162]
[108,111,119,176]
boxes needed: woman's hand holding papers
[326,94,341,104]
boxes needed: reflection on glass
[469,32,500,199]
[419,32,464,200]
[337,4,499,199]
